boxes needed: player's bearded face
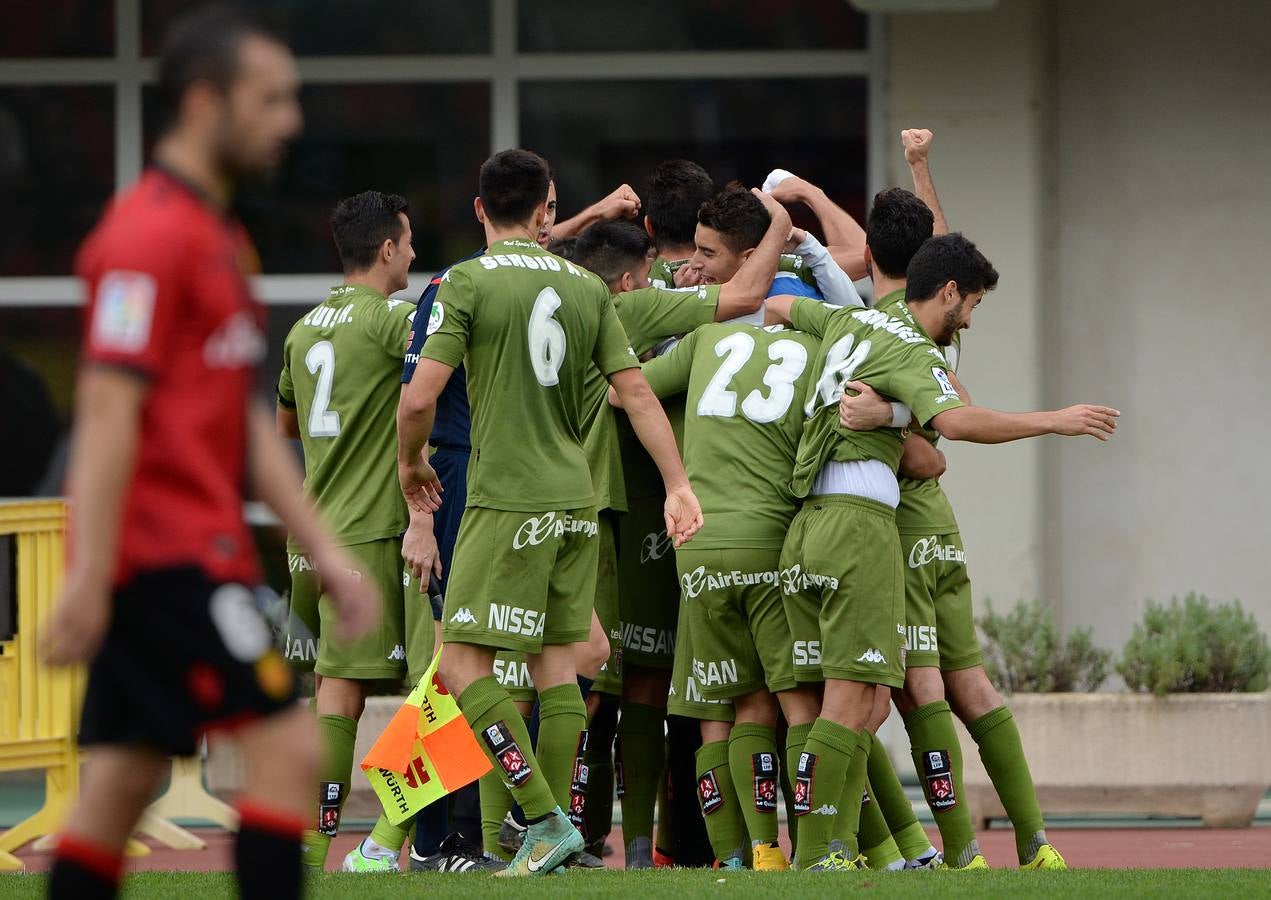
[218,37,302,178]
[936,291,982,346]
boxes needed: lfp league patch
[752,752,778,813]
[922,748,958,810]
[698,769,725,816]
[482,721,533,787]
[793,751,817,816]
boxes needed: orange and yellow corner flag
[361,651,491,824]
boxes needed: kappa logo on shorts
[908,535,967,569]
[779,563,839,595]
[640,530,674,563]
[386,645,406,661]
[856,648,886,665]
[512,512,599,549]
[449,607,478,625]
[681,565,780,599]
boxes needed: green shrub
[977,599,1111,692]
[1119,593,1271,696]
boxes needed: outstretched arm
[715,189,791,320]
[930,403,1119,444]
[903,129,949,236]
[768,171,867,279]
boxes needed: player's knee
[944,665,1002,721]
[902,665,945,709]
[575,633,609,681]
[733,691,778,727]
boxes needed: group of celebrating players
[41,6,1118,897]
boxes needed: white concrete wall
[1048,0,1271,648]
[885,0,1050,615]
[887,0,1271,654]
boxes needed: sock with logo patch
[616,701,664,847]
[695,740,746,863]
[726,722,780,847]
[536,683,588,811]
[865,734,930,860]
[904,700,979,867]
[830,729,872,858]
[301,713,357,869]
[968,705,1047,864]
[782,721,813,860]
[791,717,859,866]
[460,676,558,824]
[582,694,618,853]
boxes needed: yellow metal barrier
[0,499,79,871]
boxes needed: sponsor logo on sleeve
[426,301,445,335]
[92,271,156,353]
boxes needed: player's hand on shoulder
[601,184,641,221]
[663,485,704,548]
[317,547,379,641]
[399,454,444,514]
[1052,404,1121,441]
[902,128,934,165]
[402,512,443,582]
[839,381,895,431]
[40,567,112,666]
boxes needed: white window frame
[0,0,886,308]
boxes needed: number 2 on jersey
[528,286,567,387]
[697,332,809,423]
[305,340,341,437]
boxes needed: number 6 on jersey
[529,286,567,386]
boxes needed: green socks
[727,722,780,847]
[969,705,1047,864]
[302,713,358,869]
[479,766,516,860]
[904,700,979,868]
[695,739,745,863]
[537,683,588,810]
[866,735,932,861]
[616,702,664,846]
[830,729,872,858]
[783,721,813,860]
[791,717,859,867]
[459,676,557,821]
[369,814,409,857]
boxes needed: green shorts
[666,596,735,723]
[403,570,437,685]
[441,506,598,653]
[780,495,906,689]
[287,538,407,681]
[494,650,538,704]
[900,531,982,671]
[592,513,623,695]
[284,550,321,672]
[677,547,796,700]
[617,493,680,669]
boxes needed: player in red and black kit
[40,8,380,900]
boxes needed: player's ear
[473,197,486,225]
[943,280,959,307]
[620,271,636,293]
[380,237,395,265]
[644,215,655,239]
[740,247,755,263]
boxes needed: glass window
[0,87,115,276]
[518,0,867,52]
[520,78,868,233]
[142,0,491,56]
[0,1,114,58]
[143,82,491,273]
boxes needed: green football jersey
[877,289,961,534]
[788,296,966,499]
[277,284,415,546]
[644,323,820,549]
[777,252,819,287]
[611,282,723,501]
[649,254,814,289]
[421,238,639,511]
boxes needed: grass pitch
[2,868,1267,898]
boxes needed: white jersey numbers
[805,334,872,418]
[304,339,341,437]
[528,286,567,387]
[698,332,809,423]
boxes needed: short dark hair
[330,191,409,274]
[905,233,1000,303]
[479,149,551,228]
[645,159,714,249]
[573,222,653,290]
[865,188,935,279]
[697,188,770,254]
[547,236,577,260]
[156,4,277,132]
